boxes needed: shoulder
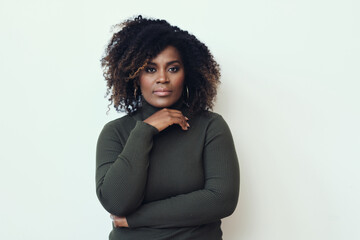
[98,115,136,140]
[194,110,229,128]
[102,114,134,129]
[193,111,233,142]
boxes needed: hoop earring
[186,85,189,100]
[134,81,139,98]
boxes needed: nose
[156,70,169,83]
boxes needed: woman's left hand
[110,215,129,228]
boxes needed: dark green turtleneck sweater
[96,100,239,240]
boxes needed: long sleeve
[96,120,158,216]
[126,115,240,228]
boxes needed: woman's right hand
[144,108,190,132]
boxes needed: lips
[153,88,172,96]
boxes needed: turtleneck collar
[132,97,189,121]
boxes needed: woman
[96,15,239,240]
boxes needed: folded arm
[96,120,158,216]
[126,115,240,228]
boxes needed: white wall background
[1,0,359,239]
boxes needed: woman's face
[139,45,185,108]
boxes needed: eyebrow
[147,60,182,66]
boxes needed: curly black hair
[101,15,221,115]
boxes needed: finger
[167,111,187,119]
[162,108,182,113]
[175,115,189,129]
[165,111,187,123]
[164,109,188,120]
[172,116,189,130]
[113,218,121,227]
[160,109,188,122]
[167,110,185,118]
[148,109,189,131]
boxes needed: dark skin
[102,16,221,116]
[111,46,190,228]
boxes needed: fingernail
[185,117,189,120]
[187,123,190,127]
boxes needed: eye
[168,66,180,72]
[145,67,156,73]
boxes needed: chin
[151,102,173,108]
[147,98,178,108]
